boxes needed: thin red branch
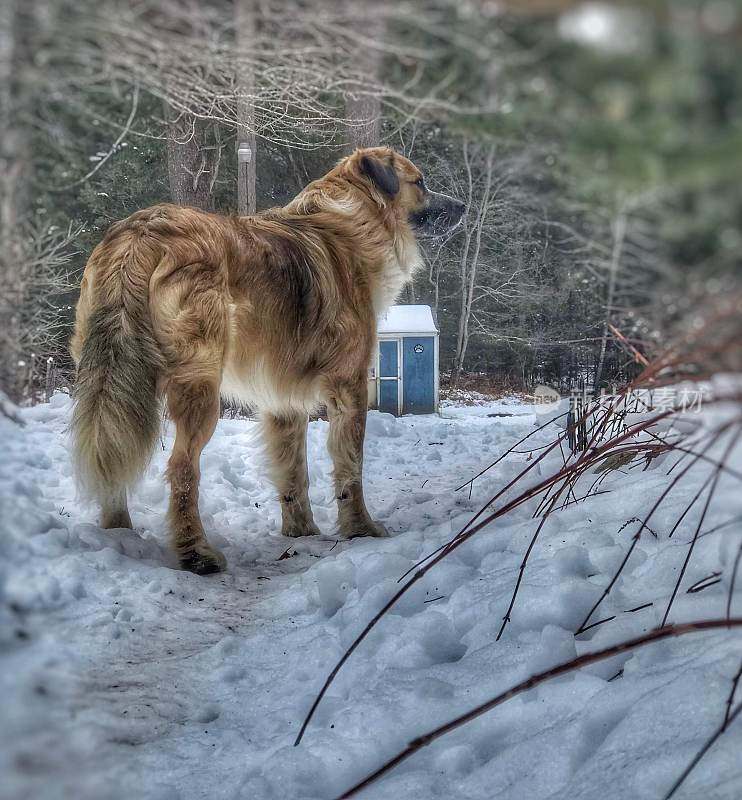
[723,660,742,730]
[663,700,742,799]
[497,498,555,641]
[576,529,641,635]
[334,619,742,800]
[576,426,732,634]
[727,538,742,621]
[454,410,569,493]
[399,426,570,584]
[295,410,674,745]
[662,428,741,626]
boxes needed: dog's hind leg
[263,411,321,538]
[154,266,229,574]
[326,378,388,539]
[166,375,226,574]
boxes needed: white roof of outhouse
[377,305,438,335]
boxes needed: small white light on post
[237,142,253,215]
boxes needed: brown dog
[70,147,463,574]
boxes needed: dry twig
[334,619,742,800]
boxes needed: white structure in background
[368,305,439,416]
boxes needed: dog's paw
[179,543,227,575]
[282,519,322,538]
[101,510,133,530]
[341,519,389,539]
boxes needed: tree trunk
[162,2,222,211]
[593,207,627,396]
[452,144,494,387]
[0,0,32,399]
[451,144,474,386]
[345,89,382,151]
[165,108,218,211]
[431,261,441,315]
[344,10,383,151]
[0,0,28,235]
[235,0,258,215]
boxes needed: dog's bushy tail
[71,238,165,508]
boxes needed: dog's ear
[359,154,400,197]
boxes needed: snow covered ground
[2,394,741,800]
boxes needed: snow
[377,304,438,335]
[2,394,742,800]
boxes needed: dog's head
[345,147,465,239]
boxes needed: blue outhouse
[368,305,439,416]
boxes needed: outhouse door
[378,339,400,415]
[402,337,435,414]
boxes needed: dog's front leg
[326,378,388,539]
[263,411,321,538]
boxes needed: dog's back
[70,200,375,516]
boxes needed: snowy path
[2,395,741,800]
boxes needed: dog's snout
[410,190,465,237]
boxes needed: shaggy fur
[70,147,463,574]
